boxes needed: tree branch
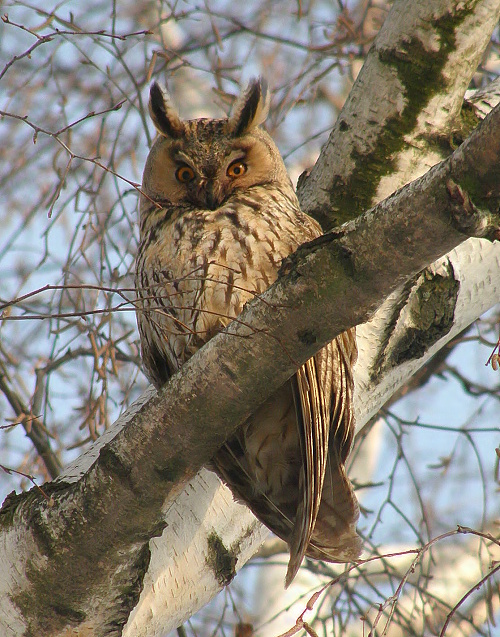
[0,366,61,480]
[299,0,500,227]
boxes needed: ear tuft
[149,82,185,138]
[228,77,270,137]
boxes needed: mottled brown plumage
[135,78,361,585]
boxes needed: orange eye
[175,165,195,183]
[227,161,247,178]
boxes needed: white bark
[355,237,500,421]
[0,527,36,637]
[124,470,268,636]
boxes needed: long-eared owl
[135,77,361,585]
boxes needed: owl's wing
[286,328,360,586]
[211,329,360,587]
[286,358,329,584]
[137,317,176,388]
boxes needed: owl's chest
[139,196,320,365]
[154,205,305,315]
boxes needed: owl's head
[142,78,293,210]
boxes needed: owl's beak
[199,179,224,210]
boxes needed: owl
[135,77,361,586]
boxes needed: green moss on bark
[374,264,460,378]
[327,7,473,228]
[206,531,237,586]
